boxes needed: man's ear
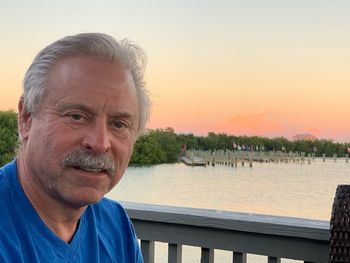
[18,97,32,140]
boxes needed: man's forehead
[46,56,136,92]
[50,56,131,77]
[38,57,135,106]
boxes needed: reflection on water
[106,159,349,262]
[108,158,350,220]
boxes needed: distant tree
[176,133,199,150]
[151,128,181,162]
[204,132,221,150]
[315,139,339,157]
[130,134,166,165]
[130,128,182,165]
[0,110,18,166]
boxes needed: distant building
[293,133,317,141]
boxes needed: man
[0,33,150,262]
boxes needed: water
[106,158,350,262]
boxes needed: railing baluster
[168,243,182,263]
[233,252,247,263]
[201,247,214,263]
[141,240,155,263]
[267,257,281,263]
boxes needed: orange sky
[1,1,349,141]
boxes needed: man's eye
[113,121,128,130]
[70,114,83,121]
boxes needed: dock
[180,156,206,166]
[182,149,315,167]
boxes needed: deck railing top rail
[121,201,329,241]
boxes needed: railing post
[233,252,247,263]
[201,247,214,263]
[141,240,155,263]
[268,257,281,263]
[168,243,182,263]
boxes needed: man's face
[21,56,139,207]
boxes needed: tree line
[1,110,349,166]
[0,110,18,166]
[130,128,350,165]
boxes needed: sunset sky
[1,0,349,141]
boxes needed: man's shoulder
[88,199,143,262]
[0,161,18,233]
[0,160,16,192]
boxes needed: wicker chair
[330,185,350,262]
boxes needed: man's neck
[16,157,86,243]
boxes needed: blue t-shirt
[0,160,143,263]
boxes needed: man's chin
[60,189,106,208]
[76,197,102,206]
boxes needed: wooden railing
[121,202,330,263]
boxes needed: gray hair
[22,32,150,134]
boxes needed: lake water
[106,158,350,262]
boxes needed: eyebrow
[56,103,94,114]
[56,103,135,120]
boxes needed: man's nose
[82,122,111,154]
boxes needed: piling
[300,152,305,165]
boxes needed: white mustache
[61,150,116,176]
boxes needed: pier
[180,156,206,166]
[181,149,349,167]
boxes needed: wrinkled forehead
[42,56,139,115]
[48,55,132,80]
[47,56,134,92]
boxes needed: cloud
[214,112,286,137]
[213,111,324,139]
